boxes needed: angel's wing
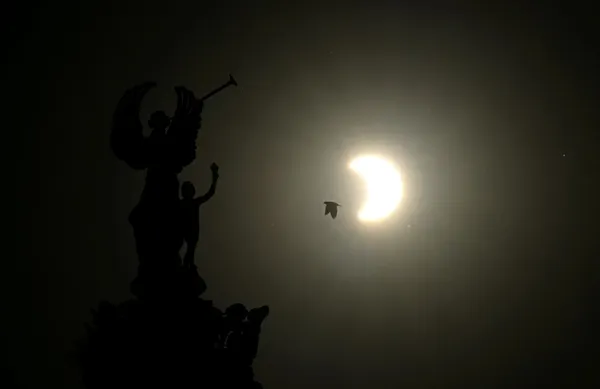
[110,82,156,170]
[166,86,203,169]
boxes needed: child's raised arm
[195,163,219,205]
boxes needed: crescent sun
[349,155,403,222]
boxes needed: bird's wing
[166,86,203,169]
[331,206,338,219]
[324,206,330,216]
[110,82,156,170]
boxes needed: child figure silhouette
[180,163,219,268]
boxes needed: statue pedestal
[80,267,266,389]
[130,264,207,300]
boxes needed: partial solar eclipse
[349,155,403,222]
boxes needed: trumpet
[199,74,238,102]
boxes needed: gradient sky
[6,2,600,388]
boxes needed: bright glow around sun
[349,155,403,222]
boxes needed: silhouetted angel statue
[324,201,341,219]
[180,163,220,268]
[218,303,269,386]
[111,82,204,284]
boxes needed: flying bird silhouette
[324,201,341,219]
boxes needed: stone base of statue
[130,264,208,300]
[79,268,266,389]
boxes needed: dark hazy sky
[6,2,600,388]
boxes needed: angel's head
[181,181,196,199]
[148,110,171,131]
